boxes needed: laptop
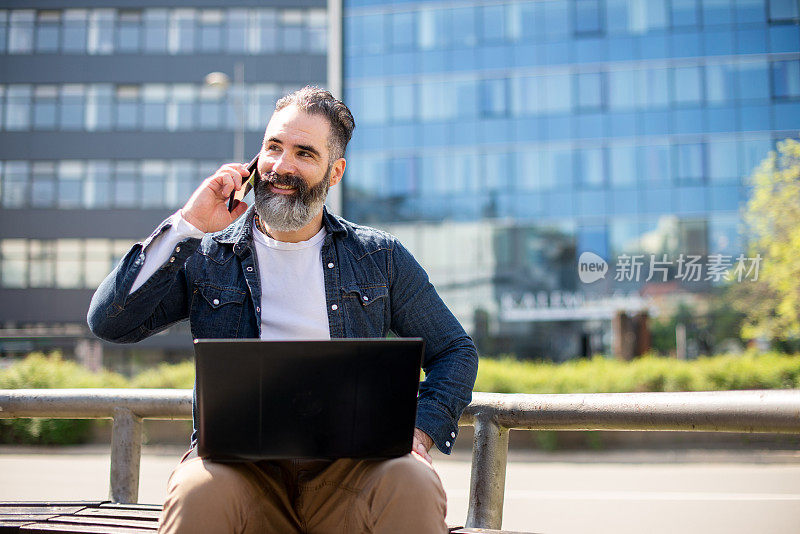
[193,338,424,461]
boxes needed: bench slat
[74,509,160,520]
[20,523,154,534]
[41,516,157,529]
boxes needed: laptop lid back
[193,338,424,461]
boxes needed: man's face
[253,105,336,233]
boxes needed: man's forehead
[265,105,331,147]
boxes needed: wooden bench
[0,501,533,534]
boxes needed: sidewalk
[2,445,800,534]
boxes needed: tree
[736,138,800,344]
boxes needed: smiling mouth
[271,183,295,191]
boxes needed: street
[2,446,799,533]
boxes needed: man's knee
[371,454,446,500]
[165,458,252,509]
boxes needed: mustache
[258,171,309,195]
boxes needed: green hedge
[0,353,127,444]
[475,351,800,393]
[2,351,798,444]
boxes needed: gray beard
[253,170,330,233]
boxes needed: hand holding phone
[228,153,260,212]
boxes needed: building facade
[0,0,327,366]
[342,0,800,359]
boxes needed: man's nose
[271,153,295,176]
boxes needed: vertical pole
[109,407,142,503]
[465,417,509,529]
[326,0,344,216]
[233,61,245,164]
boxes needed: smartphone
[227,153,261,212]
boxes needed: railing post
[465,415,510,529]
[109,407,142,503]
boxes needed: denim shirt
[88,206,478,454]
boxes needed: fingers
[211,163,251,198]
[230,200,248,220]
[412,438,433,465]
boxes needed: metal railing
[1,389,799,530]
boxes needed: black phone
[227,153,261,212]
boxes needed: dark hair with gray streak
[274,86,355,162]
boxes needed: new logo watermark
[577,253,763,284]
[578,252,608,284]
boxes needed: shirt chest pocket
[190,283,247,339]
[341,284,388,337]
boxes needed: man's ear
[329,158,346,188]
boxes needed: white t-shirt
[131,211,330,340]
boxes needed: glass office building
[0,1,327,363]
[343,0,800,359]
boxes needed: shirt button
[256,307,260,313]
[450,432,456,438]
[362,295,369,301]
[246,266,253,272]
[212,298,220,306]
[331,304,338,311]
[445,441,451,448]
[327,262,334,268]
[175,246,180,253]
[169,257,175,263]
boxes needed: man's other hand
[181,163,251,233]
[412,427,434,466]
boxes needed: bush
[130,360,194,389]
[0,353,127,444]
[474,351,800,394]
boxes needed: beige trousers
[157,451,448,534]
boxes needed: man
[88,86,478,533]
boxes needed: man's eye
[267,144,280,151]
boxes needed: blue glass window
[641,68,670,108]
[390,12,415,51]
[117,10,142,52]
[361,84,387,124]
[142,85,167,131]
[280,10,304,53]
[86,85,113,131]
[481,79,509,117]
[609,144,637,187]
[62,10,87,53]
[35,11,60,52]
[736,60,770,102]
[739,136,773,177]
[543,148,574,188]
[768,0,800,20]
[31,162,56,208]
[517,150,550,191]
[115,86,139,129]
[702,0,734,24]
[735,0,767,22]
[0,12,7,54]
[417,8,443,51]
[575,0,604,35]
[772,60,800,98]
[578,225,609,258]
[449,7,477,47]
[483,152,512,192]
[673,66,704,105]
[455,79,479,118]
[88,10,114,55]
[143,9,167,53]
[388,157,416,196]
[605,0,632,34]
[513,3,537,42]
[9,10,34,54]
[707,138,739,183]
[639,0,669,31]
[672,0,701,27]
[198,10,223,53]
[576,71,604,111]
[482,5,506,43]
[543,73,573,114]
[5,85,31,130]
[705,63,737,104]
[674,143,705,184]
[578,147,605,188]
[390,84,415,122]
[33,86,58,130]
[226,10,247,53]
[608,70,638,110]
[638,144,672,185]
[511,76,542,116]
[540,1,569,39]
